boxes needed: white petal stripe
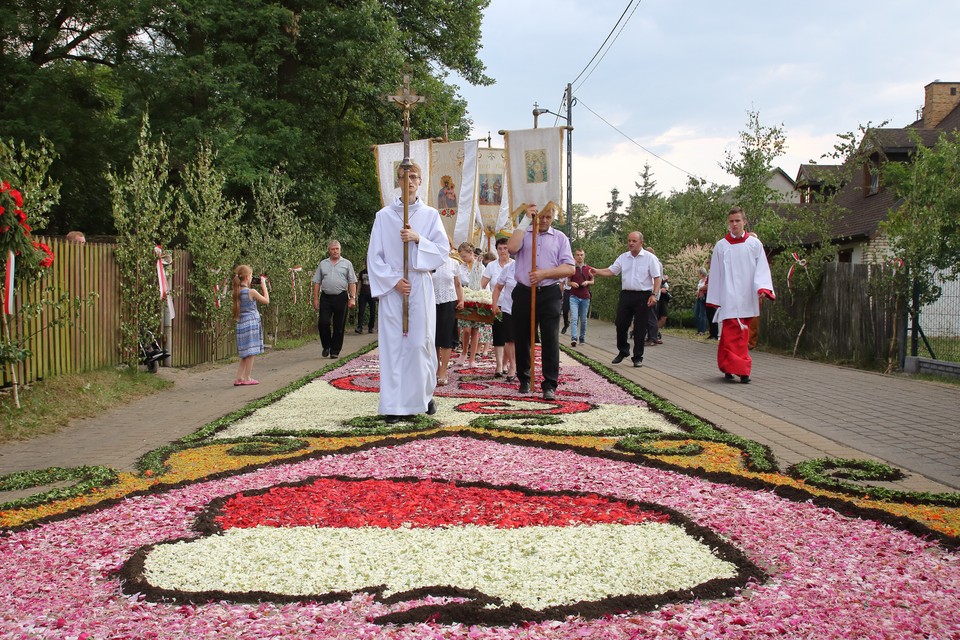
[144,523,737,610]
[213,380,680,439]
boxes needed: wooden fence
[760,262,905,367]
[1,237,241,387]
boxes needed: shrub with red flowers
[0,181,54,276]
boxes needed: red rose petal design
[215,477,670,530]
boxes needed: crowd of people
[228,161,773,421]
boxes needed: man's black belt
[515,282,560,291]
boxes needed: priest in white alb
[367,162,449,422]
[706,206,775,384]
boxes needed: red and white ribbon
[155,245,175,320]
[210,268,229,309]
[2,250,14,315]
[786,252,807,290]
[289,266,303,304]
[155,246,169,301]
[889,257,904,277]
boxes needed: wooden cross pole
[530,210,538,386]
[386,73,425,335]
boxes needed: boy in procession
[706,206,775,384]
[367,163,450,422]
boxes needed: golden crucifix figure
[386,74,426,335]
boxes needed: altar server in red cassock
[706,207,775,384]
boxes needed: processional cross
[386,74,426,335]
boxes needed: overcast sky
[450,0,960,219]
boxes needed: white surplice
[367,197,449,415]
[706,234,774,322]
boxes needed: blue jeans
[694,298,708,333]
[569,296,591,342]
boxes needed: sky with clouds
[450,0,960,218]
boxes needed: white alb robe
[367,197,449,415]
[706,234,774,322]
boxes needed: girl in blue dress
[233,265,270,385]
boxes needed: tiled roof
[796,164,843,186]
[830,180,903,241]
[931,103,960,133]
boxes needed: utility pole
[565,83,574,239]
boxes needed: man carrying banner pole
[506,203,574,400]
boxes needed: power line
[569,0,640,89]
[573,0,644,92]
[577,99,717,186]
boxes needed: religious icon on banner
[525,149,549,184]
[478,173,503,206]
[437,176,458,217]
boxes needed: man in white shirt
[706,207,775,384]
[593,231,662,367]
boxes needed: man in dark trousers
[355,266,376,334]
[506,203,575,400]
[593,231,662,368]
[312,240,357,359]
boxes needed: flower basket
[456,306,496,324]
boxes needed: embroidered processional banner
[474,147,513,253]
[428,140,479,247]
[503,127,565,226]
[374,139,432,207]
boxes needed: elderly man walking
[312,240,358,359]
[593,231,662,368]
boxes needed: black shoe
[561,325,569,334]
[724,373,735,382]
[518,382,530,394]
[571,340,577,347]
[368,328,375,334]
[330,352,339,359]
[322,348,330,357]
[384,415,402,424]
[355,328,362,334]
[426,399,437,415]
[543,389,556,400]
[612,354,626,364]
[632,358,643,368]
[739,375,751,384]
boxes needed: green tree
[108,116,179,368]
[179,143,243,359]
[568,202,595,243]
[597,187,625,237]
[721,113,840,355]
[635,162,660,206]
[883,130,960,307]
[0,0,155,233]
[3,0,491,236]
[245,168,325,342]
[721,110,787,241]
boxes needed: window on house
[837,249,853,263]
[864,164,880,196]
